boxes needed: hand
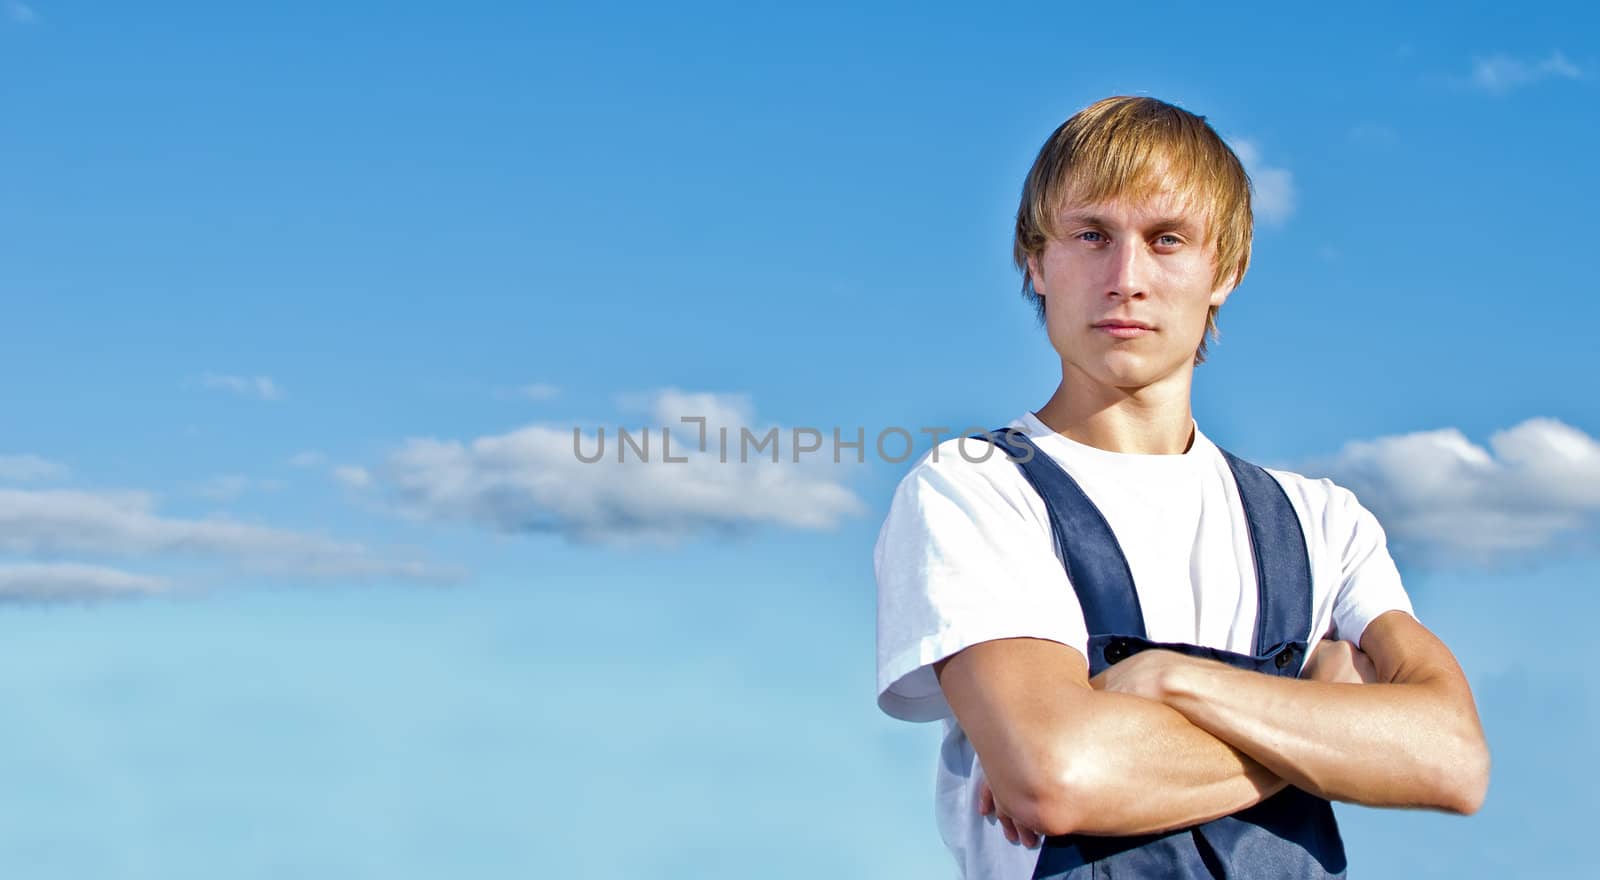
[977,777,1045,849]
[1301,637,1380,684]
[1088,648,1207,702]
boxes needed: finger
[1019,822,1041,849]
[978,782,995,817]
[999,812,1019,845]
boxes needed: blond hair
[1013,96,1254,363]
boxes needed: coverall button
[1275,646,1296,669]
[1103,639,1130,664]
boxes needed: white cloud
[0,563,169,601]
[0,487,465,583]
[0,453,69,482]
[614,388,756,440]
[5,1,37,24]
[1302,418,1600,568]
[332,465,372,489]
[199,373,284,401]
[359,388,866,547]
[1228,137,1295,227]
[1469,51,1585,95]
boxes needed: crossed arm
[931,610,1490,844]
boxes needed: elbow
[1010,752,1114,837]
[1430,730,1490,816]
[1012,788,1079,839]
[1447,738,1491,816]
[990,769,1075,838]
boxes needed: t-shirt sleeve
[873,444,1089,723]
[1325,482,1418,649]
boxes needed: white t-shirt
[873,411,1416,880]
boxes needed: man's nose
[1106,239,1150,300]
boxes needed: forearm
[1033,689,1288,837]
[1161,661,1486,812]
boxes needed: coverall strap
[968,428,1145,638]
[1219,448,1314,658]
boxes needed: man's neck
[1033,365,1197,455]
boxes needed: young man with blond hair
[873,96,1489,879]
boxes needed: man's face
[1028,188,1234,394]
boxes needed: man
[873,96,1489,879]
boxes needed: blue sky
[1,1,1597,876]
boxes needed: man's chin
[1068,358,1191,394]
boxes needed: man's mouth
[1092,319,1156,338]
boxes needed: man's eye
[1156,234,1182,246]
[1078,231,1105,242]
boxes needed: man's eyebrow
[1059,212,1202,234]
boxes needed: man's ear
[1209,278,1237,309]
[1026,255,1045,296]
